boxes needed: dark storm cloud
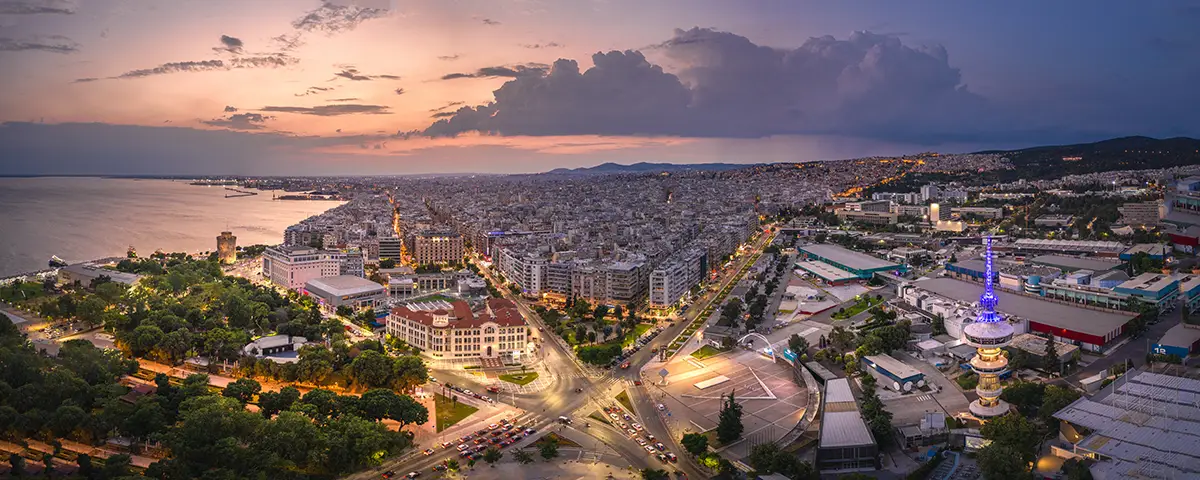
[413,29,997,143]
[72,77,98,83]
[260,104,391,116]
[213,35,243,54]
[202,112,275,130]
[440,63,548,80]
[0,0,75,14]
[0,35,78,53]
[224,106,238,112]
[378,74,400,80]
[521,42,562,49]
[430,112,456,119]
[271,33,303,51]
[292,1,389,34]
[394,88,405,95]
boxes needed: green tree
[336,305,353,317]
[221,378,262,405]
[129,324,165,357]
[641,468,669,480]
[391,355,429,393]
[296,345,335,385]
[539,438,559,460]
[1042,335,1059,373]
[1000,381,1046,416]
[1040,385,1081,423]
[788,333,809,355]
[9,453,24,476]
[931,314,947,336]
[101,453,133,479]
[257,386,301,418]
[1061,458,1095,480]
[980,412,1039,465]
[483,446,502,465]
[349,350,394,389]
[977,442,1034,480]
[75,453,93,479]
[716,390,744,444]
[681,432,709,456]
[513,449,534,464]
[594,304,610,322]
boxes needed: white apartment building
[386,298,530,359]
[649,249,705,309]
[339,247,366,278]
[263,245,346,290]
[1118,200,1162,226]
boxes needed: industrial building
[909,277,1135,352]
[303,275,386,314]
[795,260,859,285]
[817,378,879,473]
[1119,243,1169,261]
[861,354,925,391]
[1052,369,1200,479]
[835,210,898,225]
[1113,273,1180,314]
[1028,255,1123,273]
[1008,238,1127,257]
[797,244,906,280]
[1152,323,1200,359]
[216,231,237,264]
[1034,214,1075,227]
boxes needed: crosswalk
[914,394,933,402]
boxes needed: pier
[224,187,257,198]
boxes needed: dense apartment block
[263,245,346,290]
[387,298,529,360]
[649,249,706,309]
[413,230,464,264]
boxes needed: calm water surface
[0,177,343,276]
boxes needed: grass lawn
[534,432,580,448]
[622,323,653,347]
[498,372,539,386]
[588,412,612,425]
[434,393,478,432]
[690,345,725,360]
[0,281,46,304]
[615,390,635,413]
[831,295,883,320]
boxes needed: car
[616,421,626,429]
[461,389,473,396]
[635,438,647,446]
[620,362,631,369]
[645,434,656,442]
[626,428,637,436]
[441,442,454,449]
[654,442,665,451]
[623,414,632,422]
[503,424,514,431]
[632,423,643,431]
[474,438,486,445]
[456,444,468,452]
[501,418,512,425]
[461,434,473,442]
[422,448,435,456]
[656,404,666,411]
[633,380,643,386]
[558,416,572,424]
[665,453,677,462]
[656,453,668,463]
[476,429,489,436]
[382,472,395,479]
[524,427,536,434]
[459,451,471,458]
[487,386,501,394]
[574,387,584,393]
[432,465,447,472]
[609,413,619,420]
[644,445,656,453]
[489,423,500,430]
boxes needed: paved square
[653,348,809,458]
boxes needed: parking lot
[653,348,808,457]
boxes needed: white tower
[964,235,1013,419]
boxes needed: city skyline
[2,0,1199,175]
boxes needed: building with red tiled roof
[387,298,531,359]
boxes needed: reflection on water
[0,177,343,276]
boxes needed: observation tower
[963,235,1013,419]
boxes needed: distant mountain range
[545,162,753,175]
[543,136,1200,179]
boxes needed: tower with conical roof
[964,235,1013,419]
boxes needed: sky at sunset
[1,0,1198,175]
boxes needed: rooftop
[1011,238,1127,254]
[819,378,875,448]
[1158,323,1200,349]
[1115,273,1177,294]
[863,354,923,381]
[1029,255,1124,272]
[799,244,900,271]
[1122,243,1168,257]
[304,275,385,296]
[795,260,858,282]
[913,277,1135,337]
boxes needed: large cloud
[0,0,74,15]
[0,35,78,53]
[412,29,995,142]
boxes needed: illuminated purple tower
[963,235,1013,419]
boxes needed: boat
[49,255,68,268]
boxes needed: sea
[0,177,344,277]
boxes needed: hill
[979,136,1200,182]
[545,162,752,175]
